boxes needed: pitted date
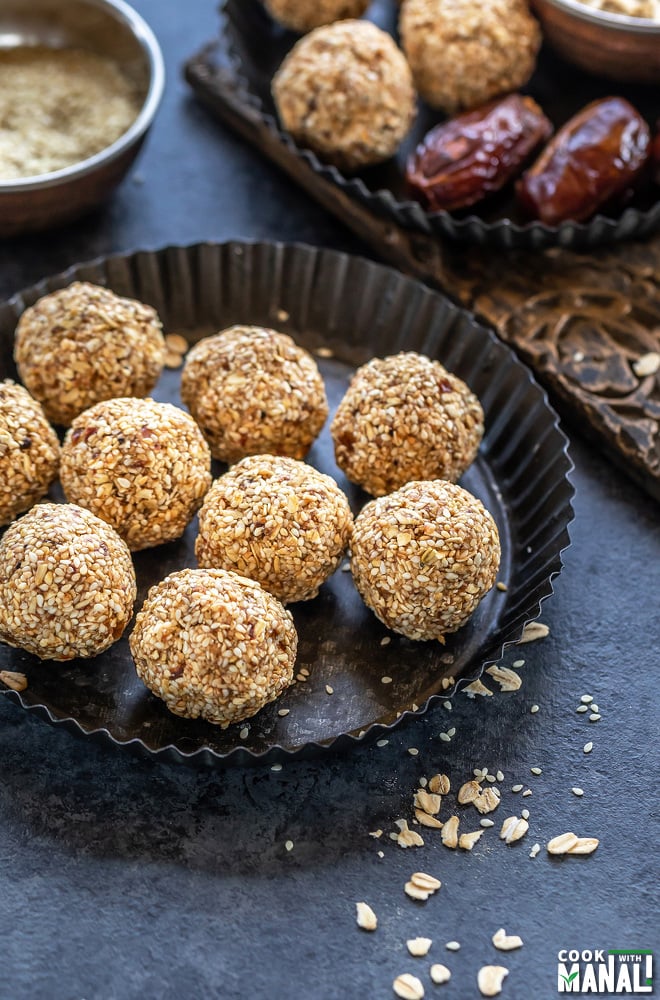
[406,95,553,213]
[516,97,651,225]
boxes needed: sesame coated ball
[196,455,353,604]
[180,326,328,464]
[14,281,166,426]
[351,480,501,641]
[0,502,136,661]
[400,0,541,114]
[60,398,212,551]
[0,380,60,525]
[331,352,484,497]
[263,0,370,33]
[129,568,298,726]
[272,20,416,171]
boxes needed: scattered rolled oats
[415,790,442,815]
[492,928,523,951]
[496,581,508,591]
[529,843,541,858]
[441,815,459,849]
[567,837,599,855]
[430,964,451,985]
[547,832,579,855]
[632,351,660,377]
[500,816,529,844]
[518,621,549,644]
[393,973,425,1000]
[369,830,383,838]
[415,810,444,829]
[458,780,482,804]
[404,882,432,901]
[407,938,432,957]
[474,788,501,814]
[486,665,522,692]
[410,872,442,893]
[0,670,28,692]
[463,679,493,697]
[459,829,485,850]
[397,821,425,848]
[429,774,451,795]
[164,332,189,355]
[356,901,378,931]
[478,965,509,997]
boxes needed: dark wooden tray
[184,15,660,503]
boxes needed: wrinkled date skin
[516,97,651,225]
[406,94,553,212]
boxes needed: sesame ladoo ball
[180,326,328,464]
[400,0,541,114]
[0,502,136,661]
[272,20,416,171]
[264,0,370,32]
[351,480,501,641]
[0,380,60,525]
[60,398,212,551]
[14,281,166,426]
[196,454,353,604]
[130,568,297,726]
[331,352,484,497]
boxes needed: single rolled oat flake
[0,670,28,692]
[356,901,377,931]
[441,815,460,849]
[486,665,522,691]
[407,938,433,957]
[411,872,442,893]
[430,964,451,985]
[632,352,660,377]
[567,837,600,855]
[415,810,444,829]
[393,973,425,1000]
[492,928,524,951]
[547,832,579,855]
[429,774,450,795]
[518,622,549,644]
[500,816,529,844]
[478,965,509,997]
[459,829,485,850]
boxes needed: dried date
[516,97,651,225]
[406,95,552,212]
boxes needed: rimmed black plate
[217,0,660,250]
[0,241,574,766]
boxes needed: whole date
[516,97,651,225]
[406,94,552,212]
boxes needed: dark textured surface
[0,2,657,998]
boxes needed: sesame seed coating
[272,20,416,171]
[0,380,60,525]
[129,568,297,726]
[0,502,136,661]
[14,281,166,426]
[264,0,370,33]
[351,480,500,641]
[180,325,328,464]
[331,352,484,497]
[195,454,353,604]
[60,397,212,551]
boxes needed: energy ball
[351,480,501,641]
[130,568,297,726]
[272,20,416,170]
[60,398,212,551]
[331,352,483,497]
[400,0,541,114]
[180,326,328,463]
[14,281,166,426]
[264,0,370,33]
[0,380,60,525]
[196,454,353,604]
[0,502,136,661]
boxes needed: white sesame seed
[580,694,593,704]
[485,774,497,783]
[376,739,389,748]
[589,714,601,722]
[447,727,456,737]
[590,704,599,713]
[341,562,351,572]
[325,684,334,695]
[576,705,589,713]
[239,727,249,740]
[512,659,525,668]
[446,941,461,951]
[522,789,533,797]
[530,704,539,714]
[419,777,427,787]
[480,819,495,828]
[583,742,593,753]
[443,701,452,710]
[381,676,393,684]
[439,733,451,742]
[572,787,584,797]
[380,636,391,646]
[511,784,523,793]
[530,767,542,775]
[407,747,420,758]
[271,763,283,772]
[496,770,504,782]
[285,840,294,852]
[377,851,384,858]
[278,708,290,717]
[521,808,530,820]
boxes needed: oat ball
[400,0,541,114]
[351,480,500,641]
[0,380,60,525]
[0,502,136,660]
[263,0,370,32]
[331,352,483,497]
[272,20,416,170]
[130,568,297,726]
[60,398,212,551]
[14,281,166,426]
[180,326,328,464]
[196,454,353,604]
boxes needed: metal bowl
[531,0,660,83]
[0,0,165,237]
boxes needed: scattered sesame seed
[496,770,504,782]
[576,705,589,713]
[447,727,456,737]
[512,659,525,668]
[412,703,419,712]
[325,684,334,695]
[239,727,249,739]
[376,739,389,748]
[446,941,461,951]
[530,767,542,776]
[408,747,419,756]
[341,562,351,572]
[380,636,391,646]
[480,819,495,828]
[580,694,593,704]
[511,784,523,793]
[572,787,584,797]
[419,777,428,787]
[521,808,530,820]
[529,843,541,858]
[583,742,593,753]
[443,700,452,710]
[271,763,283,772]
[530,704,540,714]
[285,840,294,852]
[522,789,533,797]
[278,708,290,717]
[439,733,451,742]
[485,774,497,783]
[381,676,393,684]
[496,582,508,591]
[377,850,384,858]
[589,714,601,722]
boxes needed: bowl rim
[534,0,660,32]
[0,0,165,192]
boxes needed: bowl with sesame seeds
[0,241,574,766]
